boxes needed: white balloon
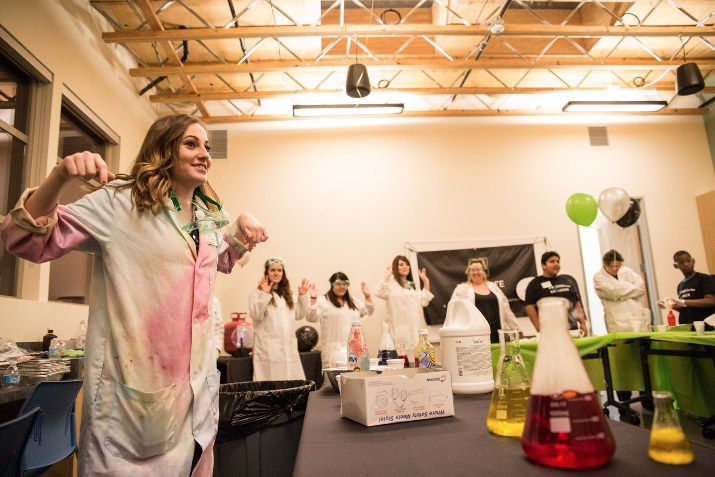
[598,187,630,222]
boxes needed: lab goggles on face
[170,189,230,232]
[331,280,350,288]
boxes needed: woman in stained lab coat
[249,258,311,380]
[374,255,434,355]
[305,272,374,369]
[450,258,521,343]
[593,249,648,332]
[0,114,267,476]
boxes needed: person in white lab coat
[249,257,311,381]
[593,249,648,333]
[450,258,521,343]
[305,272,375,369]
[0,114,267,476]
[374,255,434,356]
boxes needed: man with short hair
[524,251,588,333]
[658,250,715,326]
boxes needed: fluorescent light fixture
[562,101,667,113]
[293,103,404,117]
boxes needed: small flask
[521,297,615,469]
[648,391,694,465]
[376,323,398,365]
[414,329,436,369]
[75,319,87,350]
[347,318,369,372]
[2,360,21,387]
[487,329,531,437]
[42,329,57,352]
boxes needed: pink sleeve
[216,233,245,274]
[1,208,94,263]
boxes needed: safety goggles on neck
[170,189,229,232]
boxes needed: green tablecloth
[490,331,715,418]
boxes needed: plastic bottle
[2,360,21,387]
[347,318,369,372]
[648,391,693,465]
[49,337,65,358]
[75,319,87,350]
[521,297,615,469]
[439,287,494,393]
[376,323,398,365]
[667,309,676,327]
[487,329,530,436]
[414,329,436,369]
[42,329,57,352]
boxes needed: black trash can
[214,380,315,477]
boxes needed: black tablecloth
[217,350,322,388]
[293,387,715,476]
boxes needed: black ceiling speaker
[676,62,704,96]
[346,63,371,98]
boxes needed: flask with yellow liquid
[487,329,531,437]
[648,391,694,465]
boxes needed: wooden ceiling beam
[103,25,715,43]
[201,107,708,124]
[149,85,715,103]
[130,58,715,77]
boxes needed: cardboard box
[340,368,455,427]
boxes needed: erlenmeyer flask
[521,297,615,469]
[487,329,531,437]
[648,391,694,465]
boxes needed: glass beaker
[648,391,694,465]
[521,297,616,469]
[487,329,531,437]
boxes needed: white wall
[210,116,715,349]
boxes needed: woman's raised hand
[361,281,371,298]
[383,265,393,281]
[419,268,429,283]
[308,283,319,299]
[55,151,115,184]
[298,278,311,295]
[234,213,268,251]
[258,276,272,293]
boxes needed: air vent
[588,126,609,147]
[208,130,228,159]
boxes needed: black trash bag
[217,380,315,443]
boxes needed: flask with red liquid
[521,297,615,469]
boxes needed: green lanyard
[169,189,223,211]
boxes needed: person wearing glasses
[249,257,312,381]
[305,272,374,369]
[450,258,521,344]
[374,255,434,360]
[0,114,267,476]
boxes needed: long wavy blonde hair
[111,114,220,213]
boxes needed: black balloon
[295,326,319,352]
[616,199,641,228]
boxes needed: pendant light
[346,36,370,98]
[676,36,704,96]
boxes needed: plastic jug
[224,312,253,357]
[521,297,615,469]
[439,287,494,394]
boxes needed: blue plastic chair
[18,379,83,476]
[0,406,40,477]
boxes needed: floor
[600,391,715,449]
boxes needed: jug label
[455,342,491,377]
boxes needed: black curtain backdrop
[416,244,537,326]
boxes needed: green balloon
[565,193,598,226]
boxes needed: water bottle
[2,360,21,387]
[75,319,87,350]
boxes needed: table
[293,387,715,476]
[217,351,322,388]
[490,332,715,418]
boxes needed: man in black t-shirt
[658,251,715,326]
[524,251,588,333]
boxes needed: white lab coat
[248,290,309,381]
[593,266,648,332]
[374,277,434,351]
[450,282,522,331]
[306,296,375,369]
[1,185,247,477]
